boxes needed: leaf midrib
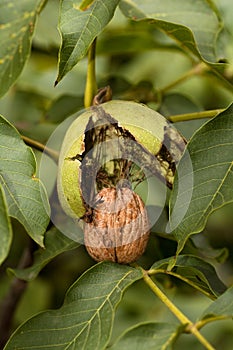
[64,269,134,350]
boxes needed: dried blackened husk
[79,106,136,208]
[84,187,150,264]
[79,106,185,212]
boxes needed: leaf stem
[167,109,223,123]
[196,315,230,330]
[148,268,215,300]
[84,38,98,108]
[142,269,216,350]
[22,135,59,163]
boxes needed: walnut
[84,187,150,264]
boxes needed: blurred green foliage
[0,0,233,349]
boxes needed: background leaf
[0,186,12,265]
[1,1,233,349]
[0,0,47,98]
[169,103,233,254]
[9,227,79,281]
[109,322,180,350]
[46,94,84,123]
[56,0,120,84]
[119,0,223,63]
[0,115,50,247]
[150,255,226,298]
[4,263,143,350]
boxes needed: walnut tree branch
[0,241,34,349]
[22,135,59,163]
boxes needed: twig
[167,109,223,123]
[159,62,207,94]
[142,268,216,350]
[0,241,34,349]
[84,38,98,108]
[196,315,230,330]
[148,268,215,300]
[22,135,59,163]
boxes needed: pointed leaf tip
[57,0,120,82]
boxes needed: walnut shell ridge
[84,187,150,264]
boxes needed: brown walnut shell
[84,187,150,264]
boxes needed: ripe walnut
[84,186,150,264]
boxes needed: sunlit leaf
[0,186,12,265]
[169,103,233,254]
[0,0,47,97]
[109,322,180,350]
[215,0,233,66]
[9,227,79,281]
[0,115,50,247]
[56,0,120,84]
[119,0,223,63]
[4,263,143,350]
[150,255,226,297]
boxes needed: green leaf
[0,186,12,265]
[119,0,223,63]
[159,93,202,117]
[9,227,79,281]
[4,262,143,350]
[0,115,50,247]
[0,0,47,97]
[56,0,120,84]
[150,255,226,298]
[169,103,233,254]
[201,285,233,319]
[109,322,180,350]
